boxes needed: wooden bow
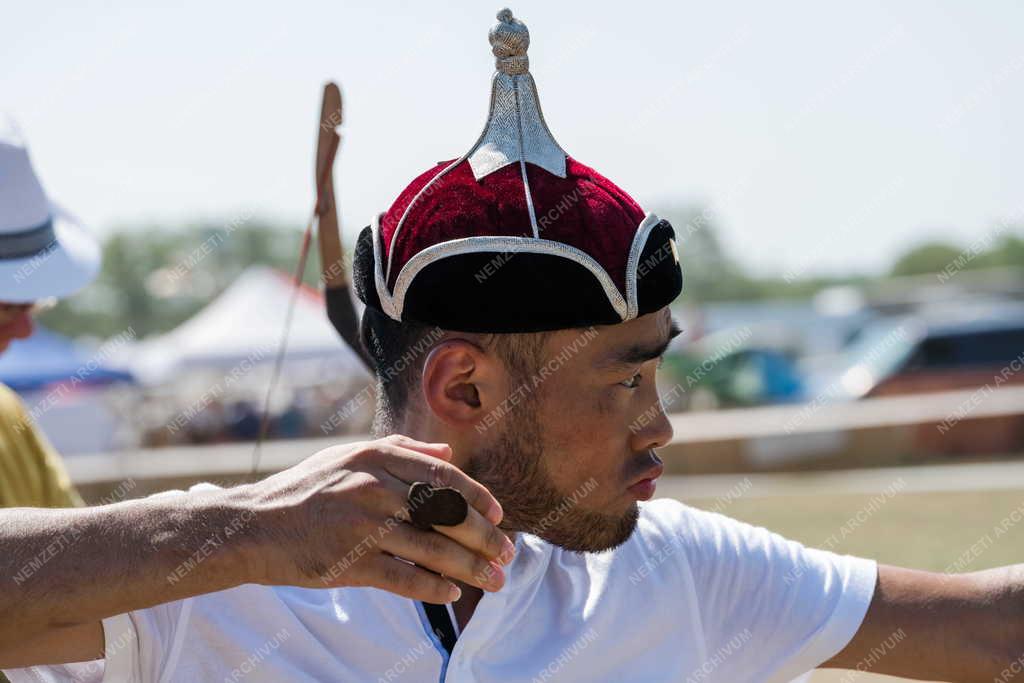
[250,82,348,475]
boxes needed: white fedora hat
[0,117,100,303]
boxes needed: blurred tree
[971,234,1024,270]
[889,228,1024,277]
[889,241,966,276]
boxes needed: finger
[430,503,515,566]
[354,553,462,604]
[379,445,502,526]
[378,525,504,592]
[367,474,513,566]
[381,434,453,462]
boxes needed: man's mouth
[626,457,664,501]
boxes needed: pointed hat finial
[490,8,530,75]
[466,8,566,182]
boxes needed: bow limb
[316,82,348,290]
[316,82,374,371]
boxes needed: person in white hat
[0,118,98,508]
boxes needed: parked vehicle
[660,325,804,410]
[808,302,1024,400]
[804,301,1024,456]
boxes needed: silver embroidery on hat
[386,8,568,280]
[466,9,567,182]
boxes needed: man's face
[465,307,679,553]
[0,302,34,353]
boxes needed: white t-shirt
[5,496,876,683]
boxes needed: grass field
[676,486,1024,682]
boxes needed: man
[2,10,1022,682]
[0,118,98,509]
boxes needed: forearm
[0,484,258,648]
[826,564,1024,682]
[966,564,1024,680]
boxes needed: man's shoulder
[635,497,714,541]
[633,497,772,563]
[0,381,18,404]
[0,382,28,420]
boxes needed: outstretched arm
[824,563,1024,681]
[0,484,255,665]
[0,436,511,667]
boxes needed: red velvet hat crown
[354,8,683,333]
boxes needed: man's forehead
[598,307,674,346]
[540,307,677,365]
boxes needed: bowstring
[250,132,340,477]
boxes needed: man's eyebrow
[598,317,683,369]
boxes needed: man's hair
[360,307,550,432]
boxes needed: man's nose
[630,401,674,452]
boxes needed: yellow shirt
[0,383,83,508]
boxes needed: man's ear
[421,339,499,427]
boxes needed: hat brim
[0,202,101,303]
[354,216,683,333]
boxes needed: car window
[905,328,1024,369]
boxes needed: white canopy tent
[128,266,369,387]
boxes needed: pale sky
[3,0,1022,278]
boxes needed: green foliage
[889,241,965,276]
[889,231,1024,277]
[970,234,1024,270]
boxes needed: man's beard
[464,397,639,554]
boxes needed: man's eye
[619,373,642,388]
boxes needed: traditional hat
[0,117,100,303]
[354,9,682,333]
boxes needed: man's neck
[387,420,517,630]
[390,416,470,471]
[450,582,484,632]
